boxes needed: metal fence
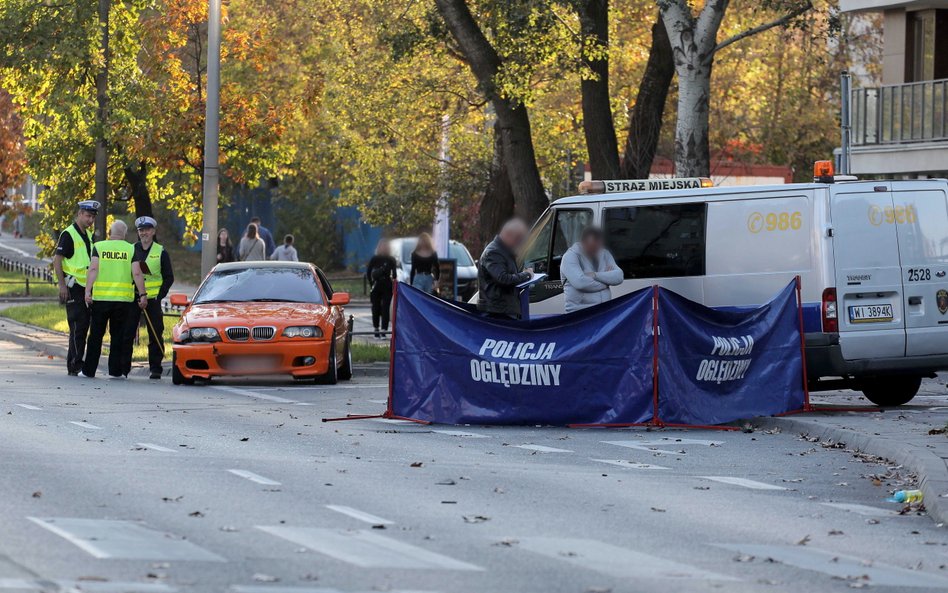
[852,78,948,146]
[0,256,55,296]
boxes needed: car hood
[183,302,332,327]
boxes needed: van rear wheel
[861,376,922,407]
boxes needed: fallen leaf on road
[410,462,423,468]
[146,572,166,580]
[493,539,519,547]
[162,496,183,503]
[240,437,250,442]
[463,515,490,524]
[733,554,755,563]
[371,524,386,530]
[928,427,946,435]
[796,535,811,546]
[436,479,456,486]
[866,519,880,525]
[31,491,41,498]
[493,487,505,494]
[77,576,108,582]
[252,573,279,583]
[189,511,204,518]
[650,507,666,513]
[829,530,844,536]
[219,526,239,532]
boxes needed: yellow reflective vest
[92,240,135,302]
[61,224,94,287]
[141,242,164,297]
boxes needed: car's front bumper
[172,340,332,379]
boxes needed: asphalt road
[2,339,948,593]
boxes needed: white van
[389,237,479,300]
[519,174,948,406]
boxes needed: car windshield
[400,239,474,267]
[193,267,324,305]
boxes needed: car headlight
[180,327,221,342]
[282,325,323,339]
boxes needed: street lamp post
[200,0,222,277]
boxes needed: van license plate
[848,304,894,323]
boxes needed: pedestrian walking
[477,219,533,319]
[250,216,276,258]
[216,228,235,263]
[561,226,623,313]
[239,223,266,261]
[121,216,174,379]
[410,232,439,295]
[13,212,24,238]
[53,200,98,376]
[81,220,147,379]
[269,234,299,261]
[366,239,397,338]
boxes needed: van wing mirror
[330,292,350,306]
[169,293,190,307]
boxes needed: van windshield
[401,239,473,266]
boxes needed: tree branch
[710,1,812,59]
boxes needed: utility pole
[432,114,450,259]
[201,0,221,277]
[840,71,852,175]
[94,0,110,240]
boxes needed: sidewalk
[758,381,948,524]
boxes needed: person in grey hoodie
[561,226,623,313]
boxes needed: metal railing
[0,256,55,296]
[852,78,948,146]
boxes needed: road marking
[369,399,389,404]
[253,384,389,391]
[213,386,296,404]
[230,585,437,593]
[518,537,736,581]
[715,544,948,588]
[14,404,41,410]
[0,579,175,592]
[432,430,488,438]
[228,469,282,486]
[326,505,394,525]
[136,442,178,453]
[68,421,103,430]
[591,459,670,470]
[602,438,722,455]
[515,444,573,453]
[820,502,899,517]
[28,517,225,561]
[698,477,786,491]
[257,526,481,570]
[369,418,417,425]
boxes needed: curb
[756,415,948,525]
[0,316,390,380]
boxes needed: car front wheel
[171,353,194,386]
[861,375,922,407]
[316,338,338,385]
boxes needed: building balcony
[850,78,948,176]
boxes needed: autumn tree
[659,0,813,176]
[0,89,25,193]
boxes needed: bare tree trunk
[480,121,515,245]
[673,67,713,177]
[94,0,110,239]
[434,0,548,225]
[123,161,153,218]
[576,0,619,179]
[621,14,674,179]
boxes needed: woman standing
[239,224,266,261]
[365,239,397,339]
[410,232,440,295]
[216,229,235,263]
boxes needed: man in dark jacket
[477,219,533,319]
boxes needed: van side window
[603,204,706,278]
[521,209,593,278]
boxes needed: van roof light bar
[578,178,713,195]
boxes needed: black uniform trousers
[65,283,91,374]
[82,300,131,378]
[121,298,164,376]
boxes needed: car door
[892,182,948,356]
[521,207,595,313]
[831,187,906,360]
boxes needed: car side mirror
[330,292,350,306]
[169,293,190,307]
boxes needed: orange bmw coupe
[169,261,352,385]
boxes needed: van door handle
[908,296,922,305]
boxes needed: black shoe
[150,371,162,380]
[68,371,79,377]
[374,329,381,339]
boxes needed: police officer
[53,200,98,376]
[80,220,147,378]
[121,216,174,379]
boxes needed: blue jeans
[412,273,434,294]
